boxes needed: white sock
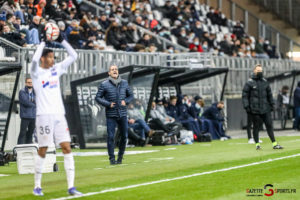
[64,153,75,189]
[34,155,45,189]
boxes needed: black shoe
[110,159,116,165]
[273,144,283,149]
[256,145,261,150]
[116,156,123,164]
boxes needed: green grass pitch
[1,136,300,200]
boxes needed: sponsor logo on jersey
[42,81,49,88]
[42,80,58,88]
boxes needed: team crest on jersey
[51,68,57,76]
[42,81,49,88]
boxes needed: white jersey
[30,41,78,115]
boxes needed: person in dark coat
[293,81,300,130]
[167,95,201,137]
[95,65,133,165]
[202,101,230,140]
[18,78,36,144]
[242,64,283,150]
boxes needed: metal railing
[1,37,300,99]
[253,0,300,31]
[81,0,189,52]
[213,56,300,97]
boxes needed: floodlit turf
[1,136,300,200]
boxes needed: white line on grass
[51,153,300,200]
[0,174,9,177]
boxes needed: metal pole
[288,0,293,22]
[276,32,280,54]
[218,0,222,10]
[244,10,249,33]
[231,2,236,21]
[289,40,294,60]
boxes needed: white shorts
[36,115,71,147]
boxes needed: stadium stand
[0,0,285,58]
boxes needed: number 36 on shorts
[39,126,51,135]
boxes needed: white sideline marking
[0,174,9,177]
[57,150,159,157]
[164,148,176,151]
[51,153,300,200]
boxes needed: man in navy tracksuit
[95,65,133,165]
[18,78,36,144]
[202,102,230,140]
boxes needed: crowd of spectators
[0,0,279,58]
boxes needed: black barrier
[0,64,22,153]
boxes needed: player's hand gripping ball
[45,23,60,41]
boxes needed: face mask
[27,86,33,89]
[181,33,186,37]
[105,10,110,15]
[168,49,174,53]
[77,0,82,3]
[256,72,263,78]
[203,45,208,49]
[178,16,183,20]
[53,4,57,8]
[195,103,200,109]
[196,25,201,29]
[194,42,199,45]
[159,32,164,36]
[96,0,100,3]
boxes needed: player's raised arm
[57,34,78,75]
[31,41,46,78]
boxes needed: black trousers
[252,112,275,144]
[17,118,35,144]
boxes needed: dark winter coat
[95,78,133,118]
[293,82,300,108]
[19,87,36,119]
[202,103,224,121]
[242,75,274,114]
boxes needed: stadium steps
[231,0,300,51]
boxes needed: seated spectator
[99,12,110,30]
[137,33,151,47]
[189,37,203,52]
[177,28,189,48]
[0,24,26,46]
[127,103,154,145]
[28,15,41,44]
[233,21,245,39]
[255,37,269,59]
[150,101,180,137]
[192,20,203,39]
[202,101,231,140]
[34,0,46,18]
[167,95,201,137]
[190,95,205,120]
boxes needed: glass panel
[0,71,17,146]
[76,73,130,147]
[130,72,156,119]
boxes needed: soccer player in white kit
[31,36,82,196]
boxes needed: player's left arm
[57,40,78,75]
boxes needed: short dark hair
[170,96,177,101]
[42,49,54,57]
[25,77,32,82]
